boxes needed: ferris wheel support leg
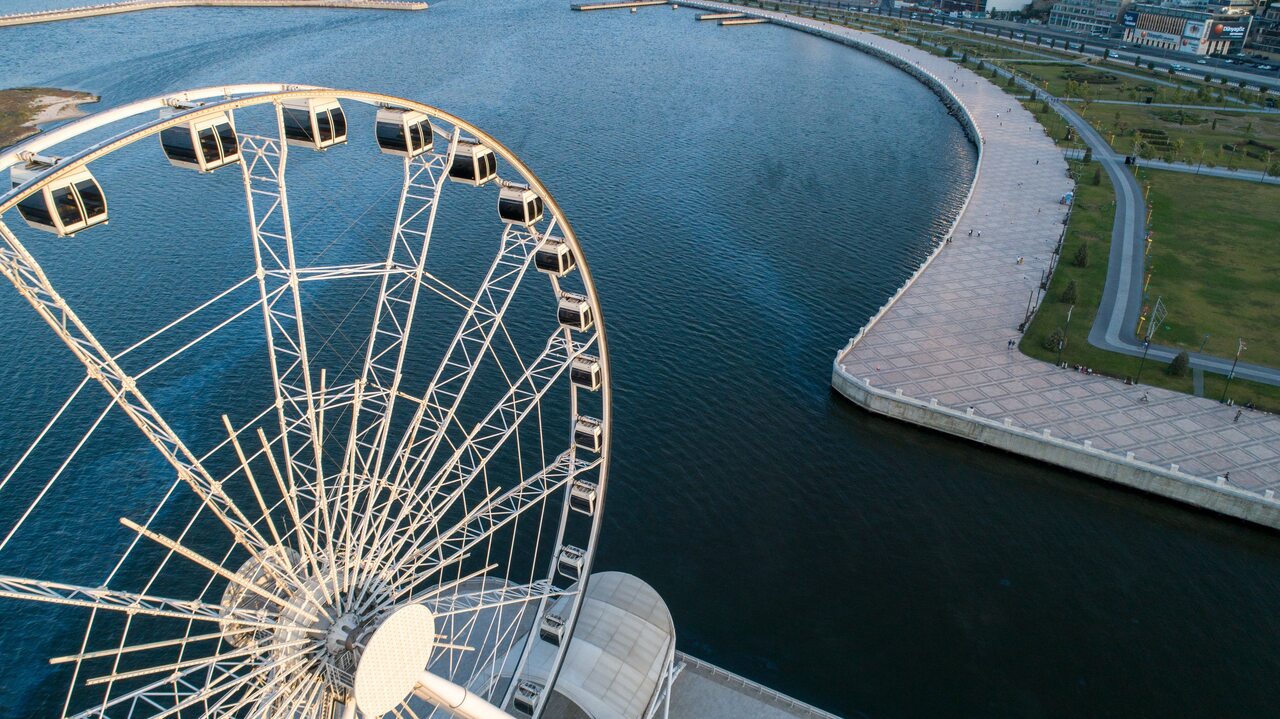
[415,670,514,719]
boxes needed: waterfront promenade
[681,1,1280,527]
[0,0,425,27]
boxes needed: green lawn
[1091,105,1280,173]
[1141,168,1280,369]
[1021,162,1280,411]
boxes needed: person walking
[1234,409,1243,423]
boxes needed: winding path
[685,1,1280,527]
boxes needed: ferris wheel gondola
[10,155,108,236]
[158,106,240,172]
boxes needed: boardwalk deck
[572,0,667,9]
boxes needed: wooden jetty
[571,0,667,10]
[719,16,766,25]
[696,11,742,19]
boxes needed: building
[1048,0,1132,35]
[1121,3,1249,54]
[1250,3,1280,57]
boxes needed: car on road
[1260,65,1276,71]
[1196,58,1208,65]
[1170,63,1186,71]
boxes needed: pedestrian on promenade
[968,229,973,237]
[1234,409,1243,423]
[1140,391,1149,402]
[1035,159,1039,165]
[977,231,982,238]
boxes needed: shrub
[1043,327,1066,352]
[1074,242,1089,268]
[1167,351,1189,377]
[1060,279,1078,304]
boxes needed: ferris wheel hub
[353,603,438,717]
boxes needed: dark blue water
[2,1,1280,717]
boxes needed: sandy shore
[0,88,100,149]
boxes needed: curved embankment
[0,0,426,27]
[679,1,1280,529]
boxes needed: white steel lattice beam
[0,221,275,559]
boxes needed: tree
[1092,166,1102,185]
[1043,327,1066,352]
[1074,242,1090,268]
[1167,351,1190,377]
[1060,279,1078,304]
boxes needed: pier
[571,0,667,10]
[719,16,766,24]
[0,0,426,26]
[679,1,1280,529]
[697,11,743,18]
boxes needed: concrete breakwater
[679,1,1280,529]
[0,0,426,27]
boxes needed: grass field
[1141,168,1280,369]
[1091,105,1280,173]
[1021,162,1280,410]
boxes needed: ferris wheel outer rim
[0,84,612,717]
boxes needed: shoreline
[0,88,101,150]
[0,0,427,28]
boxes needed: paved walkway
[696,2,1280,505]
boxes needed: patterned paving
[690,2,1280,498]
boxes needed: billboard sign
[1184,20,1204,38]
[1209,22,1247,39]
[1122,10,1138,26]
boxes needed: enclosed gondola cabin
[374,108,434,158]
[557,293,593,332]
[11,159,108,237]
[280,98,347,150]
[573,416,603,454]
[158,109,239,173]
[556,544,588,579]
[570,355,601,391]
[447,140,497,186]
[534,237,575,277]
[569,479,598,515]
[498,186,544,227]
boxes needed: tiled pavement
[689,3,1280,499]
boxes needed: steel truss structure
[0,85,610,719]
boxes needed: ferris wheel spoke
[352,142,455,487]
[83,637,312,687]
[66,657,248,719]
[0,221,277,559]
[429,579,562,619]
[0,574,301,630]
[49,628,252,666]
[353,331,585,600]
[371,220,544,506]
[381,452,592,602]
[239,131,326,543]
[346,223,547,595]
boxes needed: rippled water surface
[2,1,1280,717]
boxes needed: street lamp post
[1136,339,1152,383]
[1220,338,1247,402]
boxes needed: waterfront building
[1120,3,1248,53]
[1250,3,1280,57]
[1048,0,1132,35]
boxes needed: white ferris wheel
[0,84,611,719]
